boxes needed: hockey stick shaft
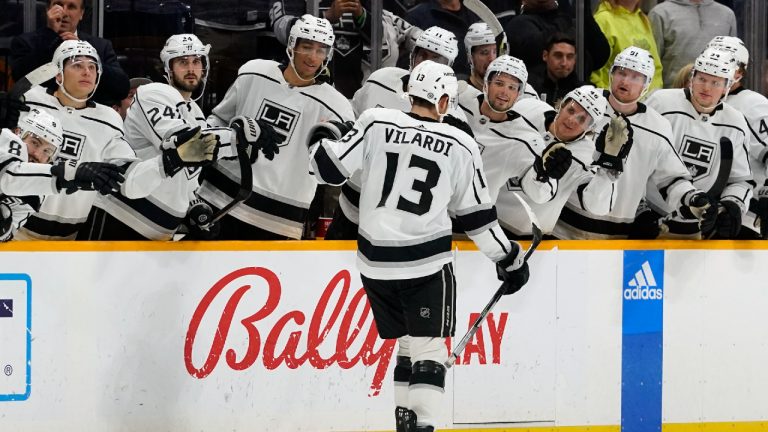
[463,0,508,55]
[446,193,542,368]
[209,143,253,224]
[9,62,59,100]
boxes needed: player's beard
[172,73,202,94]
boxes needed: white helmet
[412,26,459,68]
[408,60,458,116]
[287,15,335,81]
[464,22,495,69]
[17,108,63,161]
[693,47,737,86]
[52,40,102,103]
[484,55,528,93]
[707,35,749,68]
[611,46,655,88]
[561,85,607,128]
[161,34,211,77]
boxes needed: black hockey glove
[628,203,662,239]
[757,180,768,239]
[0,200,13,242]
[442,115,475,138]
[230,116,283,163]
[495,242,530,295]
[714,200,742,239]
[307,120,354,148]
[0,92,30,130]
[161,126,219,176]
[533,142,572,181]
[593,114,634,172]
[679,191,718,236]
[51,160,126,195]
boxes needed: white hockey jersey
[17,85,173,240]
[493,98,619,235]
[645,89,753,234]
[725,87,768,235]
[457,86,555,204]
[0,128,48,240]
[93,83,234,240]
[198,59,354,239]
[344,66,469,226]
[310,107,514,280]
[555,99,697,239]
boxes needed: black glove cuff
[162,148,183,177]
[592,153,624,171]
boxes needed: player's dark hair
[410,96,434,108]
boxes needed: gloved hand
[0,200,13,242]
[679,190,718,236]
[534,142,572,181]
[0,92,29,130]
[230,116,284,163]
[161,126,219,176]
[51,159,126,195]
[495,242,530,295]
[593,114,634,172]
[628,203,662,239]
[442,114,475,138]
[307,120,354,148]
[715,200,742,238]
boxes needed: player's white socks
[408,337,448,428]
[394,336,412,408]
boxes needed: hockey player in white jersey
[197,15,354,240]
[645,47,753,239]
[83,34,280,240]
[0,108,125,240]
[16,40,217,240]
[494,85,621,237]
[553,47,715,239]
[705,36,768,238]
[308,60,530,432]
[457,55,564,211]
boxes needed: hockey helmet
[161,34,211,76]
[561,85,607,128]
[485,55,528,93]
[693,47,737,87]
[17,108,63,162]
[52,40,102,103]
[707,36,749,68]
[412,26,459,68]
[611,46,655,89]
[288,14,335,60]
[408,60,458,115]
[464,22,495,68]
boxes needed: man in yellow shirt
[590,0,664,92]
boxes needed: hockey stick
[463,0,509,56]
[9,62,59,100]
[445,193,542,368]
[209,141,253,224]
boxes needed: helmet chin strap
[57,71,101,104]
[286,48,326,83]
[482,84,515,114]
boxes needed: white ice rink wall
[0,240,766,432]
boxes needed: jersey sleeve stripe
[366,79,398,95]
[658,176,689,200]
[744,115,767,147]
[299,91,346,122]
[576,183,588,210]
[4,171,53,178]
[661,111,696,120]
[341,182,360,207]
[237,72,281,85]
[456,207,498,233]
[25,101,58,112]
[489,128,539,156]
[82,115,124,134]
[312,144,348,185]
[489,227,510,255]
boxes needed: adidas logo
[624,260,663,300]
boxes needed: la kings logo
[680,135,716,181]
[256,99,299,147]
[58,131,86,160]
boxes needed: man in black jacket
[10,0,129,106]
[528,33,583,107]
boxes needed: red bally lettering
[184,267,396,396]
[452,312,508,365]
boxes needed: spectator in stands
[505,0,609,83]
[403,0,479,78]
[111,77,150,120]
[649,0,737,88]
[10,0,129,106]
[528,33,583,107]
[591,0,663,92]
[670,63,693,88]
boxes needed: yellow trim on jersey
[361,421,768,432]
[2,239,768,252]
